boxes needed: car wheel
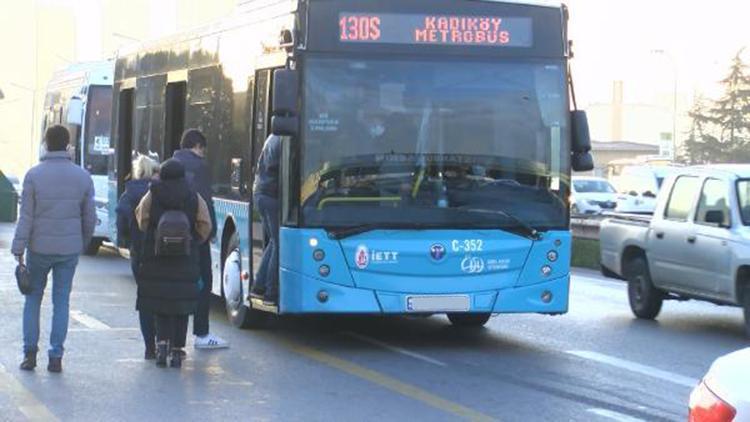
[626,257,663,320]
[743,289,750,338]
[84,238,103,256]
[447,313,491,328]
[222,232,265,329]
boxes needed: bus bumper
[279,270,569,315]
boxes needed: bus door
[251,68,274,272]
[164,80,187,158]
[117,89,135,187]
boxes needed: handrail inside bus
[317,196,402,210]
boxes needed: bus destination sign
[339,13,533,48]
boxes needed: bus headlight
[313,249,326,261]
[541,265,553,277]
[547,250,558,262]
[319,265,331,277]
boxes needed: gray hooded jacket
[12,151,97,256]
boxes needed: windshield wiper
[327,222,453,240]
[456,208,541,240]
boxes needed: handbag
[15,264,32,295]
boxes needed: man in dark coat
[172,129,228,349]
[135,159,212,368]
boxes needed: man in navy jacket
[173,129,228,350]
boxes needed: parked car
[570,176,618,215]
[600,165,750,336]
[689,348,750,421]
[5,174,20,194]
[612,165,681,214]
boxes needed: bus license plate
[406,295,470,312]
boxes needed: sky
[566,0,750,106]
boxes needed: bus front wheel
[447,313,491,328]
[222,233,264,329]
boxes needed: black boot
[155,342,168,368]
[170,349,182,369]
[20,352,37,371]
[47,357,62,373]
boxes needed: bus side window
[164,81,187,159]
[252,69,274,167]
[117,88,135,185]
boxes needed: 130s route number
[451,239,484,253]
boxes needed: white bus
[41,60,114,255]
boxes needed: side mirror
[272,69,299,117]
[704,210,728,227]
[66,96,84,126]
[271,116,299,137]
[572,152,594,172]
[571,110,592,153]
[643,191,656,198]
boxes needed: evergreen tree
[683,49,750,164]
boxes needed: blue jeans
[254,194,279,295]
[23,252,79,358]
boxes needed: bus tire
[222,232,264,329]
[626,257,663,320]
[447,313,491,328]
[84,238,103,256]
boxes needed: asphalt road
[0,223,747,422]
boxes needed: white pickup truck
[600,165,750,336]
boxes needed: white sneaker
[194,334,229,350]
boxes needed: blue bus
[110,0,593,328]
[41,60,114,255]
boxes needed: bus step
[249,297,279,314]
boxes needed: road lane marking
[266,334,494,421]
[566,350,699,388]
[70,310,110,330]
[0,362,59,422]
[588,408,646,422]
[344,332,447,367]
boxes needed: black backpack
[154,210,192,256]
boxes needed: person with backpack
[115,155,159,359]
[12,125,97,373]
[172,129,228,350]
[135,159,212,368]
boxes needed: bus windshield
[301,56,570,230]
[85,85,112,175]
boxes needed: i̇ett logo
[430,243,447,261]
[355,245,369,270]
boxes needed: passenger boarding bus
[110,0,593,328]
[41,60,114,255]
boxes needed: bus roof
[481,0,562,8]
[47,60,114,91]
[118,0,564,59]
